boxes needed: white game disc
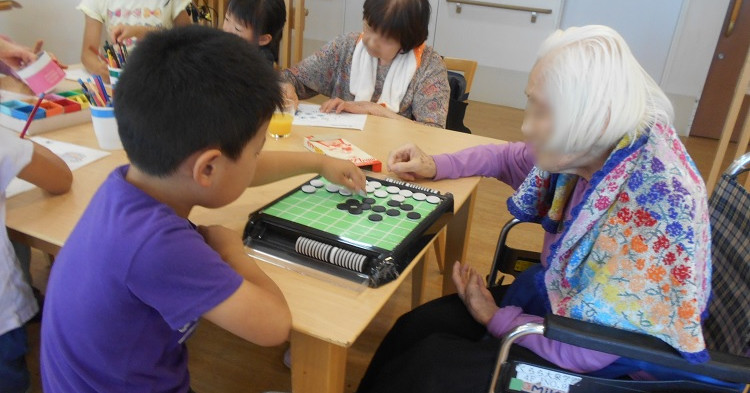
[365,185,375,193]
[392,195,405,202]
[374,189,388,198]
[386,186,400,194]
[399,189,413,198]
[339,188,352,196]
[325,183,340,193]
[426,195,440,204]
[310,179,325,187]
[412,192,427,201]
[301,185,316,194]
[368,181,382,189]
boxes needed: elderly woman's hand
[387,143,437,181]
[452,262,499,326]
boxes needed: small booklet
[13,51,65,95]
[304,135,382,172]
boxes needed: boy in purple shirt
[41,25,365,393]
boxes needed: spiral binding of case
[384,177,440,195]
[295,237,368,273]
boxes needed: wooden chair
[431,57,478,274]
[444,57,478,97]
[278,0,306,69]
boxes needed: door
[691,0,750,140]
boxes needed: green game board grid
[262,179,440,251]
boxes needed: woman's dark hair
[363,0,430,52]
[227,0,286,63]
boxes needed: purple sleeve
[487,307,619,373]
[126,222,244,330]
[432,142,535,189]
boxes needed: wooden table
[6,115,502,393]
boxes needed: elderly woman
[357,25,712,393]
[280,0,449,128]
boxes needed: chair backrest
[443,57,477,96]
[703,152,750,357]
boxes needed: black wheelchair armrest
[543,314,750,384]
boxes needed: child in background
[41,25,365,393]
[222,0,286,66]
[78,0,192,80]
[0,38,72,393]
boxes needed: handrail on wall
[446,0,552,15]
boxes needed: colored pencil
[19,93,45,139]
[94,75,110,105]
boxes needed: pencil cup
[90,106,122,150]
[108,66,123,87]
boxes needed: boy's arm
[250,151,366,192]
[81,16,109,80]
[17,142,72,195]
[200,225,291,346]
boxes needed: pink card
[14,51,65,95]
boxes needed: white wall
[559,0,728,135]
[516,0,726,120]
[0,0,84,65]
[560,0,683,85]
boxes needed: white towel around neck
[349,39,421,112]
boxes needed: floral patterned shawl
[507,124,712,362]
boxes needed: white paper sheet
[64,68,92,82]
[292,103,368,130]
[7,137,110,198]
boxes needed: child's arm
[200,225,292,346]
[17,142,72,195]
[250,151,366,192]
[81,16,109,80]
[0,38,36,69]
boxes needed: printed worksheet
[7,137,110,198]
[292,103,368,130]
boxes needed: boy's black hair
[363,0,430,53]
[227,0,286,63]
[114,25,282,177]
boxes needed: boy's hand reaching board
[319,156,367,194]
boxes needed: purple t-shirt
[41,165,243,393]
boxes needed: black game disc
[400,204,414,211]
[407,212,421,220]
[387,200,401,207]
[363,198,376,205]
[361,203,372,210]
[348,207,363,215]
[368,214,383,222]
[386,209,400,217]
[372,205,386,213]
[337,203,349,210]
[346,199,360,205]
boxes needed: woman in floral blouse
[280,0,449,128]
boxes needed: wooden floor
[23,101,746,392]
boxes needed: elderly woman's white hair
[538,25,674,155]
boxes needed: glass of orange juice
[268,98,295,139]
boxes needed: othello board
[243,176,453,287]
